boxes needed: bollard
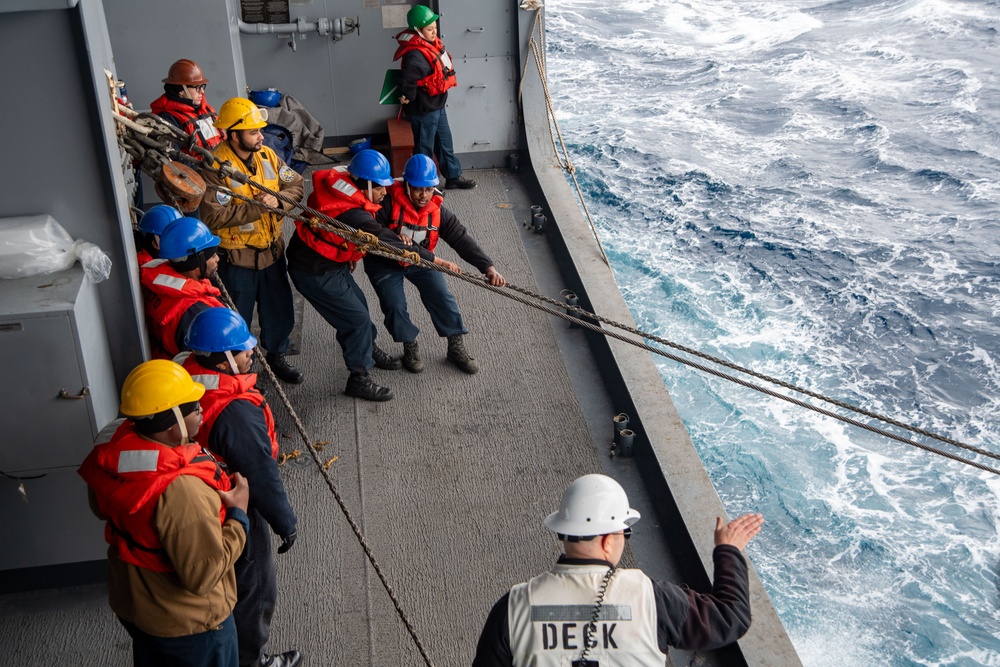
[613,413,629,444]
[532,213,547,233]
[618,429,635,457]
[560,289,580,328]
[508,153,519,172]
[527,205,543,229]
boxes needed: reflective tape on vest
[190,373,221,390]
[531,605,633,622]
[262,160,277,181]
[152,273,189,292]
[401,225,428,244]
[331,178,359,198]
[118,449,160,473]
[195,117,220,141]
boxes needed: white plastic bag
[0,215,112,282]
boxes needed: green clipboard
[379,69,402,105]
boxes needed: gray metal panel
[447,56,518,155]
[102,0,248,112]
[237,0,408,140]
[0,266,116,473]
[0,467,107,570]
[0,1,145,388]
[439,0,515,58]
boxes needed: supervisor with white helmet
[473,474,764,667]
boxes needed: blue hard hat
[402,154,440,188]
[158,218,221,260]
[348,149,394,186]
[138,205,183,235]
[185,307,257,352]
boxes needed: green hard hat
[407,5,439,30]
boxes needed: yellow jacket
[199,141,304,269]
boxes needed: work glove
[277,530,297,554]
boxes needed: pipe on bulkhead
[237,16,358,42]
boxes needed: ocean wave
[548,0,1000,663]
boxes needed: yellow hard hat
[214,97,269,131]
[119,360,206,417]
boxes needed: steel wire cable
[115,102,998,478]
[206,172,1000,473]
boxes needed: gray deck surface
[0,168,691,666]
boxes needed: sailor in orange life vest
[394,5,476,190]
[134,204,183,266]
[366,154,505,375]
[177,308,301,667]
[199,97,305,386]
[140,217,224,358]
[150,59,223,153]
[285,149,450,402]
[472,474,765,667]
[78,359,250,667]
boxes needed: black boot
[345,372,393,401]
[372,343,402,370]
[402,340,424,373]
[445,176,477,190]
[266,353,304,384]
[446,334,479,374]
[259,651,302,667]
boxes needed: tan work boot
[403,340,424,373]
[446,334,479,374]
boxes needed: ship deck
[0,166,740,666]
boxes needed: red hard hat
[162,59,209,86]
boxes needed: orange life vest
[78,422,230,573]
[386,182,443,253]
[393,30,458,97]
[150,94,223,152]
[180,355,279,460]
[297,169,380,264]
[140,259,224,357]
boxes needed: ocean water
[543,1,1000,665]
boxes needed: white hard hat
[544,474,641,538]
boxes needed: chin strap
[171,405,189,444]
[225,350,240,375]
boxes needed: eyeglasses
[187,84,207,92]
[622,527,632,540]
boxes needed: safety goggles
[226,106,268,131]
